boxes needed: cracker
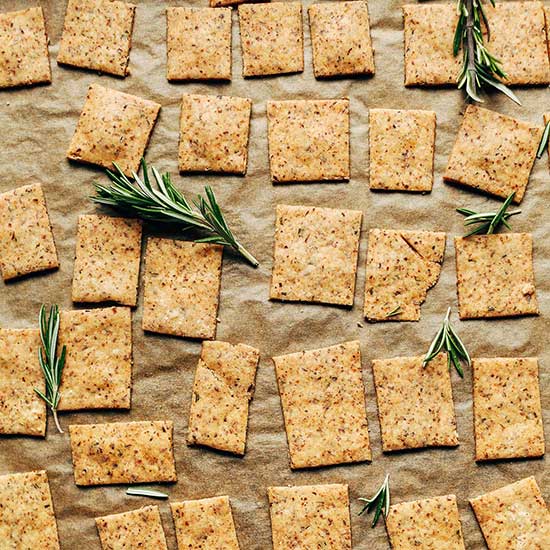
[0,471,60,549]
[386,495,466,550]
[444,105,542,203]
[166,7,232,81]
[470,477,550,549]
[69,420,177,486]
[372,354,459,452]
[0,184,59,281]
[364,229,445,321]
[268,484,351,550]
[273,341,371,469]
[369,109,436,192]
[0,7,51,88]
[142,238,223,340]
[57,0,136,77]
[58,307,132,411]
[67,84,161,176]
[238,2,304,77]
[187,341,260,455]
[473,357,544,461]
[454,234,538,319]
[179,94,252,174]
[270,205,361,306]
[267,99,350,182]
[72,215,142,306]
[0,329,45,437]
[171,496,240,550]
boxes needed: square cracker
[0,184,59,281]
[386,495,466,550]
[308,1,374,78]
[187,341,260,455]
[57,0,136,77]
[268,484,351,550]
[67,84,161,176]
[96,505,168,550]
[0,329,46,437]
[267,99,350,182]
[270,205,362,306]
[273,341,371,469]
[0,471,60,549]
[0,7,51,88]
[142,238,223,340]
[473,357,544,461]
[470,477,550,549]
[166,7,232,81]
[238,2,304,77]
[69,420,177,486]
[364,229,445,321]
[444,105,542,203]
[372,354,459,452]
[72,215,143,306]
[369,109,436,192]
[455,234,538,319]
[179,94,252,174]
[171,496,240,550]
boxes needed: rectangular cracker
[72,215,142,306]
[142,238,223,339]
[372,355,459,452]
[187,341,260,455]
[473,357,544,461]
[268,484,351,550]
[69,420,177,486]
[273,341,371,469]
[270,205,362,306]
[0,184,59,281]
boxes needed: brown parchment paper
[0,1,548,548]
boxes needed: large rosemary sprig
[92,159,259,267]
[358,474,390,528]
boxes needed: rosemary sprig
[92,159,259,267]
[385,306,402,318]
[34,305,66,434]
[358,474,390,528]
[536,121,550,159]
[126,488,168,499]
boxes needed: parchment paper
[0,1,548,548]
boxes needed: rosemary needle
[536,121,550,159]
[126,488,168,499]
[358,474,390,528]
[385,306,402,318]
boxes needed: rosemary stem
[233,241,259,268]
[52,407,63,434]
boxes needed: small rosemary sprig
[536,121,550,159]
[34,305,66,434]
[92,159,259,267]
[358,474,390,528]
[126,488,168,499]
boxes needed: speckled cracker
[364,229,445,321]
[273,341,371,469]
[270,205,362,306]
[67,84,161,176]
[58,307,132,411]
[268,484,352,550]
[473,358,544,461]
[72,215,142,306]
[171,496,240,550]
[166,7,232,81]
[0,7,51,88]
[386,495,466,550]
[308,1,374,78]
[369,109,436,192]
[238,2,304,77]
[0,329,45,437]
[69,420,177,486]
[470,477,550,549]
[455,234,538,319]
[444,106,542,203]
[188,341,260,455]
[96,506,168,550]
[267,99,350,182]
[372,354,459,452]
[143,238,223,339]
[179,94,252,174]
[0,184,59,281]
[57,0,136,77]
